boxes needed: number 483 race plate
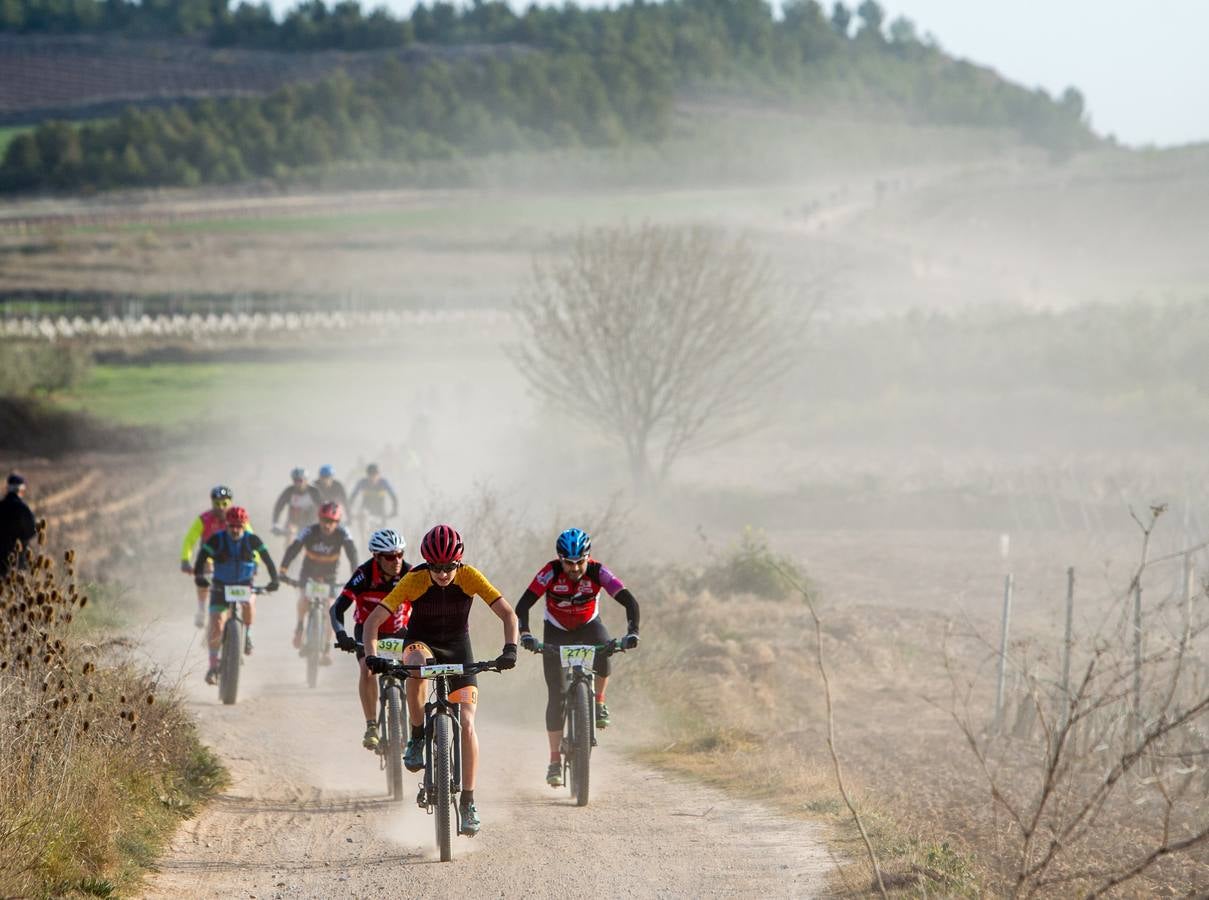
[224,585,252,604]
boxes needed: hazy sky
[282,0,1209,147]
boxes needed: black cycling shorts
[405,630,477,694]
[354,621,406,661]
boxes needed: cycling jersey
[378,563,502,644]
[522,559,625,630]
[272,484,323,528]
[280,523,358,580]
[313,478,349,509]
[334,556,412,631]
[195,529,276,587]
[180,508,254,563]
[349,476,397,517]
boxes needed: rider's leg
[206,603,225,672]
[595,674,608,702]
[195,584,208,624]
[358,657,377,720]
[458,697,480,791]
[293,587,307,646]
[542,649,565,760]
[403,644,428,729]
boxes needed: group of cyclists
[179,465,640,835]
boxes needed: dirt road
[138,593,833,899]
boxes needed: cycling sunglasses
[376,551,404,562]
[429,563,458,574]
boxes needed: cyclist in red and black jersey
[331,528,412,750]
[279,501,358,662]
[514,527,639,787]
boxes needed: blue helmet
[318,464,335,478]
[556,528,591,560]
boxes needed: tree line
[0,0,1093,193]
[0,50,671,191]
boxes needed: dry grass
[0,524,224,898]
[618,534,1209,897]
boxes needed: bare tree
[515,222,799,489]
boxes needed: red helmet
[225,506,250,527]
[421,524,463,565]
[318,501,343,522]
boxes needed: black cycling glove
[496,643,518,670]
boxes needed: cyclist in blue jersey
[194,506,280,684]
[349,463,398,525]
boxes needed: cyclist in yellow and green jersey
[180,486,256,628]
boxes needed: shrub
[0,529,222,897]
[693,526,811,601]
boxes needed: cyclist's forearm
[491,596,519,643]
[614,588,640,633]
[279,542,301,570]
[260,552,279,583]
[363,608,387,655]
[330,594,352,632]
[514,589,538,632]
[180,518,203,562]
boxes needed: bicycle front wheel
[434,713,454,862]
[570,679,592,806]
[219,616,242,705]
[385,683,404,802]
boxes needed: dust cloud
[20,104,1207,894]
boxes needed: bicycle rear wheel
[434,713,454,862]
[219,616,242,705]
[385,683,404,802]
[305,606,321,688]
[570,679,592,806]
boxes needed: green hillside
[0,0,1094,194]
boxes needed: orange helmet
[225,506,250,527]
[319,501,343,522]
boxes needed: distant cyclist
[313,464,349,509]
[179,485,245,628]
[331,528,412,750]
[194,506,279,684]
[279,501,358,662]
[363,524,519,836]
[348,463,399,531]
[271,467,323,546]
[515,527,639,787]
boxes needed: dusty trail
[138,593,832,899]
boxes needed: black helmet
[210,485,233,502]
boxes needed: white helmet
[369,528,406,555]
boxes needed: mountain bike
[373,653,503,862]
[214,584,267,706]
[284,575,336,688]
[339,635,410,802]
[527,639,625,807]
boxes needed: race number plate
[559,645,595,669]
[224,585,252,604]
[305,579,329,600]
[377,638,407,661]
[420,663,463,678]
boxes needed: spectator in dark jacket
[0,472,37,577]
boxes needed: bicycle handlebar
[342,640,504,676]
[526,639,625,656]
